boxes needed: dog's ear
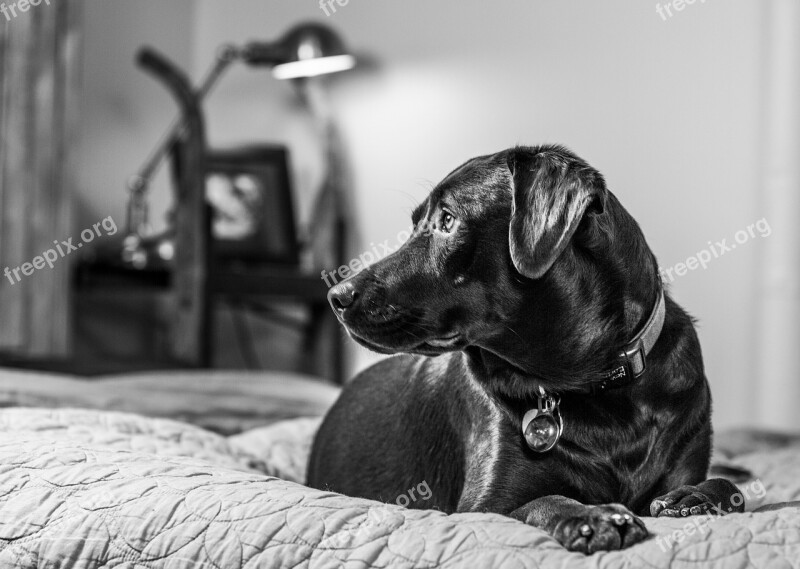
[507,147,607,279]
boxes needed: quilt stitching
[2,409,800,568]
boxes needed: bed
[1,368,799,568]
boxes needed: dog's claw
[651,483,744,518]
[650,500,669,517]
[554,504,648,554]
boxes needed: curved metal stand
[136,47,211,366]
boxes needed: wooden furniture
[136,49,210,366]
[72,266,343,382]
[73,47,346,384]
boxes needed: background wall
[78,0,197,238]
[78,0,788,430]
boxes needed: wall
[79,0,772,430]
[77,0,197,235]
[191,0,765,430]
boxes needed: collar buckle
[620,338,647,378]
[589,284,665,394]
[591,339,645,394]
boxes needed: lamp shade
[270,23,356,79]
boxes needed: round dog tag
[521,390,564,453]
[524,413,560,452]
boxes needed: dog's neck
[575,285,666,394]
[464,282,666,405]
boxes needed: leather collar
[585,287,666,394]
[521,286,666,453]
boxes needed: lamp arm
[127,44,240,195]
[124,44,240,238]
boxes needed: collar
[585,287,666,394]
[521,286,666,452]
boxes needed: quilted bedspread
[2,409,800,568]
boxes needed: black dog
[307,145,742,553]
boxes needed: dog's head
[328,145,659,390]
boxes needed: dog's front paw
[552,504,648,554]
[650,481,745,517]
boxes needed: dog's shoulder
[351,353,460,390]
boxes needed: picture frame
[205,145,299,266]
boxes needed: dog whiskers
[399,326,425,342]
[406,321,438,334]
[502,323,526,345]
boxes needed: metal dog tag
[522,390,563,453]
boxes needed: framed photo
[205,145,299,266]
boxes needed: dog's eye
[439,211,456,233]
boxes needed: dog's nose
[328,280,359,315]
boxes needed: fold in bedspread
[1,408,800,568]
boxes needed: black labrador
[307,145,742,553]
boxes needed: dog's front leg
[510,496,649,554]
[650,478,746,517]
